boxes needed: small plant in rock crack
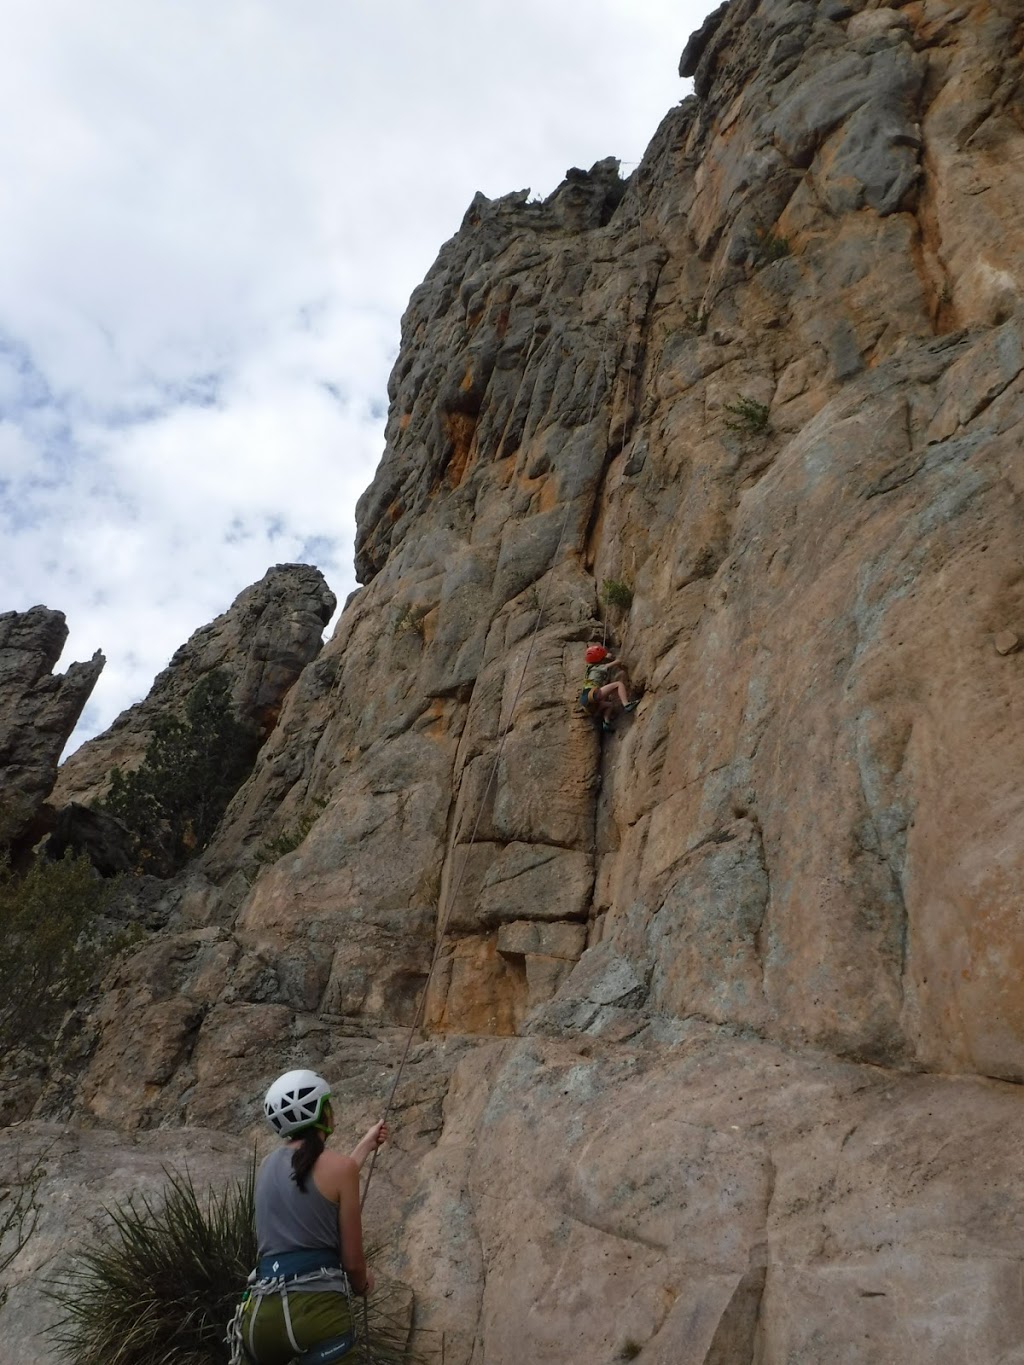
[520,584,543,622]
[724,396,771,436]
[751,227,791,268]
[601,578,634,611]
[392,603,428,638]
[255,796,329,865]
[0,1140,51,1303]
[618,1341,644,1361]
[684,305,709,335]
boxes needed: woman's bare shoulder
[313,1148,358,1200]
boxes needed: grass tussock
[49,1162,257,1365]
[601,578,634,611]
[48,1158,427,1364]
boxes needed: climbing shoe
[601,720,615,732]
[623,700,638,712]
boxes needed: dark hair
[290,1128,325,1192]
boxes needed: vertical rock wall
[186,0,1024,1079]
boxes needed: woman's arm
[335,1155,372,1296]
[349,1120,388,1170]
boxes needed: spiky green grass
[48,1159,424,1364]
[49,1161,257,1365]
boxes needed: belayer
[579,643,637,731]
[228,1069,388,1365]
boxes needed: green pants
[241,1287,354,1364]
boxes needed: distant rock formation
[51,563,336,810]
[0,606,103,849]
[4,3,1024,1362]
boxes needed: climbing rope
[360,365,598,1207]
[360,176,650,1211]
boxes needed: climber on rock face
[579,643,637,732]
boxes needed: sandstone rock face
[51,563,336,809]
[404,1028,1024,1365]
[0,606,103,847]
[5,3,1024,1363]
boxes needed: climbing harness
[227,1265,354,1365]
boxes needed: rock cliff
[4,2,1024,1361]
[51,562,337,812]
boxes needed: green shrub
[99,671,258,876]
[0,853,116,1054]
[724,396,771,435]
[255,797,329,866]
[684,306,709,335]
[49,1161,257,1365]
[49,1159,426,1365]
[601,579,634,611]
[752,227,790,267]
[0,1142,49,1306]
[392,604,428,638]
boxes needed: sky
[0,0,714,753]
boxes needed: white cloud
[0,0,713,754]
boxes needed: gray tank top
[255,1146,340,1257]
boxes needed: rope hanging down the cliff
[359,413,589,1206]
[361,189,648,1213]
[359,366,603,1210]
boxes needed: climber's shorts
[241,1288,354,1365]
[579,687,599,713]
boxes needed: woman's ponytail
[290,1128,325,1192]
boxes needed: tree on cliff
[0,852,115,1055]
[99,670,258,876]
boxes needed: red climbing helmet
[585,644,608,664]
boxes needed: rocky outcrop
[45,803,138,876]
[4,2,1024,1362]
[0,607,103,848]
[51,563,336,810]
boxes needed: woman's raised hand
[366,1120,388,1150]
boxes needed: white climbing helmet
[263,1069,332,1137]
